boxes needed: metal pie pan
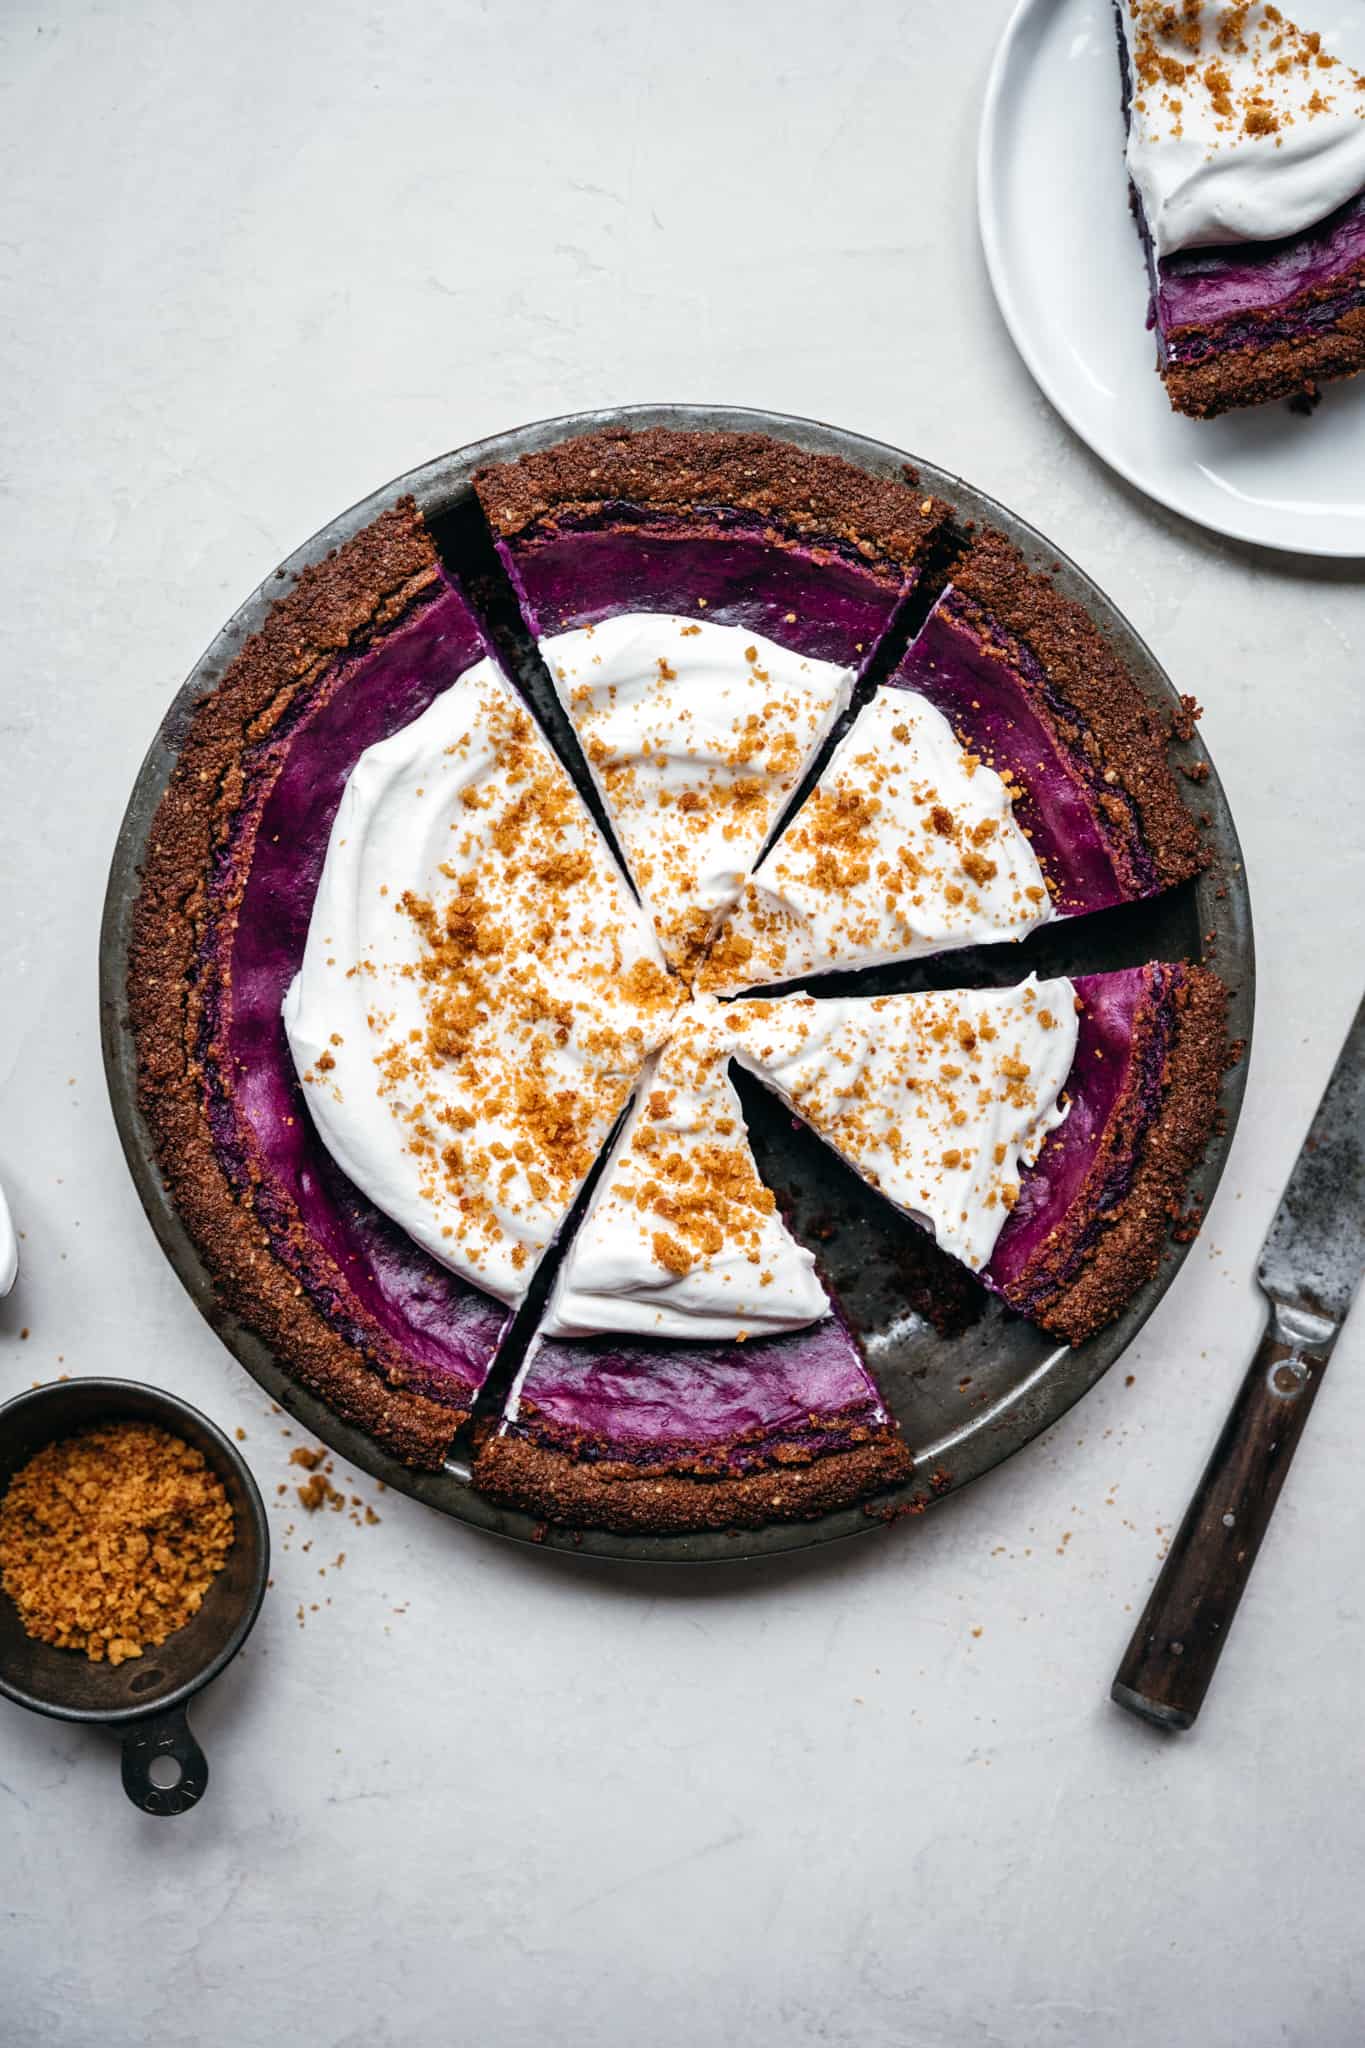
[99,404,1254,1563]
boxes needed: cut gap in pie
[702,530,1206,993]
[1115,1,1365,418]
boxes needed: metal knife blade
[1257,996,1365,1330]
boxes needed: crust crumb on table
[0,1421,233,1665]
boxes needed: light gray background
[2,4,1362,2045]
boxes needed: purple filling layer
[497,509,909,674]
[509,1307,888,1473]
[1155,192,1365,351]
[985,963,1176,1304]
[201,581,511,1408]
[893,594,1151,909]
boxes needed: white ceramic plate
[979,0,1365,557]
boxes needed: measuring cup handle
[119,1705,209,1815]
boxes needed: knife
[1112,995,1365,1731]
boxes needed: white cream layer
[542,613,854,973]
[283,656,677,1307]
[701,686,1054,994]
[1118,0,1365,255]
[728,976,1079,1274]
[541,997,828,1341]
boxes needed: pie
[129,427,1231,1532]
[1116,1,1365,417]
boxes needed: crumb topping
[0,1423,234,1665]
[699,688,1054,993]
[726,979,1080,1273]
[290,661,680,1300]
[1126,2,1365,145]
[546,613,852,978]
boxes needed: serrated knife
[1112,996,1365,1731]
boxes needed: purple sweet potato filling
[893,594,1151,909]
[985,963,1177,1305]
[1155,193,1365,351]
[509,1306,889,1473]
[497,508,909,674]
[200,580,511,1408]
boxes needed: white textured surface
[0,3,1362,2045]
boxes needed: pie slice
[472,995,911,1530]
[727,961,1228,1344]
[474,428,951,973]
[703,529,1206,990]
[538,996,828,1342]
[283,648,679,1308]
[133,505,526,1462]
[1116,1,1365,417]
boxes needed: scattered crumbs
[1125,1374,1136,1387]
[235,1427,247,1442]
[971,1626,983,1639]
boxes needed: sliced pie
[1116,1,1365,417]
[129,431,1230,1524]
[474,428,951,973]
[704,530,1206,990]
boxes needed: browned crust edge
[1024,965,1230,1346]
[949,531,1208,892]
[1162,307,1365,419]
[127,499,465,1469]
[473,426,952,575]
[472,1431,913,1534]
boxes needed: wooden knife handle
[1111,1300,1339,1731]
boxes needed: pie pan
[0,1378,269,1812]
[99,404,1254,1563]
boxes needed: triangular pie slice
[539,997,829,1342]
[704,531,1207,992]
[472,997,912,1530]
[283,648,680,1312]
[474,428,951,974]
[727,963,1227,1344]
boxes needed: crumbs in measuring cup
[0,1421,233,1665]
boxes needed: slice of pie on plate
[1116,0,1365,417]
[703,531,1206,992]
[474,428,952,974]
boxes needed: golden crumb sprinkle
[1127,0,1361,144]
[0,1422,234,1666]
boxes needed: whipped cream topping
[283,656,679,1307]
[542,614,854,975]
[728,976,1079,1273]
[541,996,828,1341]
[1119,0,1365,255]
[700,687,1054,995]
